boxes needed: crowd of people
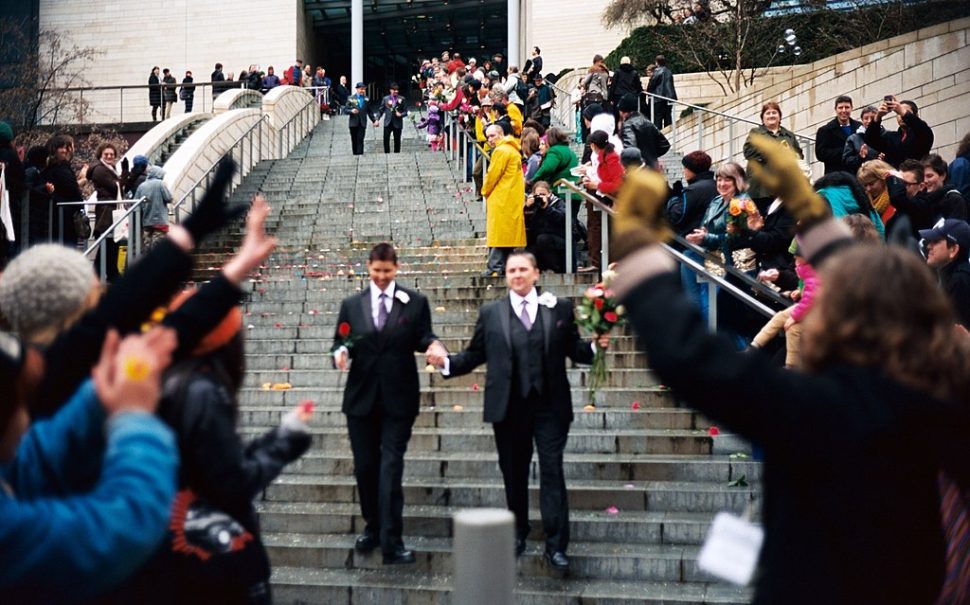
[0,160,315,603]
[147,59,348,121]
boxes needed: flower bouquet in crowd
[727,197,759,272]
[575,266,625,410]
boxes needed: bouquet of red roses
[574,267,625,409]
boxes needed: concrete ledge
[122,112,211,166]
[213,88,264,114]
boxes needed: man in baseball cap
[919,217,970,327]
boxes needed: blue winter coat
[0,380,178,604]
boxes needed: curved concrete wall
[163,108,270,205]
[213,88,265,114]
[262,85,319,159]
[123,113,211,166]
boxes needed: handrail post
[600,207,609,273]
[565,189,573,273]
[729,121,736,161]
[697,117,703,154]
[58,205,65,243]
[707,279,718,331]
[671,101,678,151]
[99,239,107,281]
[48,198,54,241]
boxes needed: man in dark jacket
[815,95,862,174]
[863,97,933,168]
[609,56,643,108]
[617,94,670,168]
[646,55,677,129]
[374,83,408,153]
[919,218,970,327]
[666,150,716,237]
[333,243,442,565]
[842,106,882,174]
[524,181,568,273]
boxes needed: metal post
[20,192,29,251]
[453,509,514,605]
[565,189,573,273]
[133,204,142,260]
[119,88,123,124]
[58,206,64,242]
[600,208,609,272]
[650,95,655,124]
[99,239,107,280]
[697,117,704,153]
[707,279,718,331]
[729,121,736,160]
[49,199,54,241]
[671,102,678,151]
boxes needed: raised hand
[222,194,278,284]
[93,328,176,417]
[746,134,829,225]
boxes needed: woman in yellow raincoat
[482,124,526,274]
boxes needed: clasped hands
[425,340,449,369]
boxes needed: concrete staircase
[193,116,758,604]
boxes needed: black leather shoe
[382,548,416,565]
[545,549,570,572]
[515,538,527,557]
[354,533,379,554]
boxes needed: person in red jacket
[579,130,624,270]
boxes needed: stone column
[352,0,363,86]
[453,509,515,605]
[507,0,519,68]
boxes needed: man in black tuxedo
[333,243,442,564]
[374,82,408,153]
[346,82,376,156]
[427,251,608,571]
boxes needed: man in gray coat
[646,55,677,129]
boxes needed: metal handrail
[276,95,318,158]
[70,197,147,281]
[553,178,777,325]
[83,198,146,256]
[171,115,270,222]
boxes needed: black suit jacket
[345,94,377,128]
[376,95,408,128]
[447,295,594,424]
[815,118,862,174]
[334,286,437,418]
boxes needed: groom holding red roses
[332,242,443,565]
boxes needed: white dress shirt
[333,280,397,364]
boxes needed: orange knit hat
[168,289,243,356]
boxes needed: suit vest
[509,302,545,399]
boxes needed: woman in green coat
[743,101,803,205]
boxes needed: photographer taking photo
[524,181,568,273]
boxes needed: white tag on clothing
[697,511,764,585]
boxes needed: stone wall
[39,0,300,123]
[666,18,970,175]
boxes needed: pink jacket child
[788,258,819,323]
[751,255,819,368]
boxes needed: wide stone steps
[269,567,752,605]
[261,477,758,514]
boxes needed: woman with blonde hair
[856,158,896,226]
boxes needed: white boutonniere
[395,290,410,304]
[537,292,557,309]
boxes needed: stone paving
[194,116,757,604]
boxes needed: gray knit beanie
[0,244,96,340]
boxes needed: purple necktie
[377,293,389,330]
[519,300,532,331]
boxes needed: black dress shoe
[515,538,527,557]
[354,533,379,554]
[382,548,416,565]
[545,549,570,572]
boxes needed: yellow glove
[746,133,829,223]
[611,168,673,261]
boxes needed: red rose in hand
[594,298,605,310]
[338,322,352,338]
[604,311,618,323]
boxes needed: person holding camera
[525,181,568,273]
[863,96,934,168]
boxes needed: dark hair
[26,145,48,167]
[215,62,223,69]
[761,101,782,121]
[369,242,398,264]
[900,100,919,117]
[588,130,614,155]
[95,142,118,159]
[163,68,170,74]
[860,105,878,117]
[523,119,546,137]
[899,159,925,182]
[508,248,538,269]
[814,171,875,216]
[922,154,948,178]
[592,54,604,64]
[532,180,552,194]
[655,55,666,66]
[802,246,970,405]
[834,95,853,107]
[544,126,568,146]
[521,131,540,157]
[46,134,74,159]
[151,66,159,73]
[682,150,712,173]
[533,46,541,55]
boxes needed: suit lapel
[540,304,553,355]
[381,293,405,340]
[498,298,512,351]
[359,289,375,333]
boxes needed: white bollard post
[453,509,515,605]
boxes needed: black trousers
[383,126,402,153]
[350,126,367,155]
[652,99,673,129]
[346,409,415,553]
[528,233,566,273]
[93,235,120,283]
[492,391,571,552]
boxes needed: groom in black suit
[333,243,441,564]
[374,82,408,153]
[427,250,608,571]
